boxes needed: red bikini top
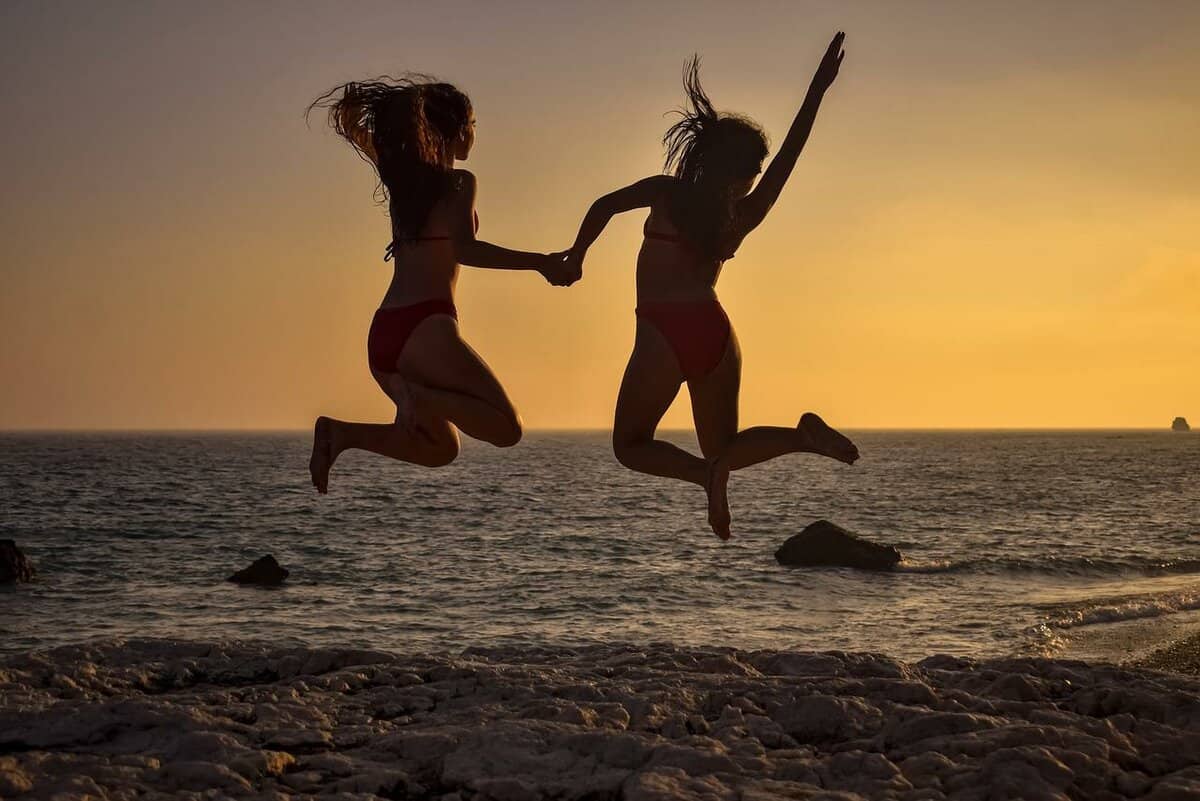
[385,211,479,262]
[642,219,733,263]
[643,219,685,245]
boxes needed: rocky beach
[3,638,1200,800]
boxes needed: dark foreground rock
[1,639,1199,799]
[775,520,902,570]
[0,539,35,583]
[227,555,288,586]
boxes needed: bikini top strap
[642,217,682,243]
[384,236,455,261]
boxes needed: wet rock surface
[775,520,903,570]
[2,639,1199,799]
[227,555,289,586]
[0,540,35,584]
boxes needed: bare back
[380,171,476,308]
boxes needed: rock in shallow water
[775,520,902,570]
[0,539,35,583]
[227,555,288,586]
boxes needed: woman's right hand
[811,31,846,91]
[563,248,585,284]
[538,251,578,287]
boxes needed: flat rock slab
[0,539,35,584]
[2,639,1199,799]
[775,520,902,570]
[227,555,289,586]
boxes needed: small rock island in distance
[1172,416,1190,432]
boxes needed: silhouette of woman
[565,34,858,539]
[308,77,573,492]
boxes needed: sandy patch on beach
[2,639,1199,799]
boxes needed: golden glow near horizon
[1,2,1197,430]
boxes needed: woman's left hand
[811,31,846,91]
[563,249,585,284]
[538,251,578,286]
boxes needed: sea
[2,431,1197,661]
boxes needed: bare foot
[705,459,732,541]
[309,416,336,494]
[799,412,859,465]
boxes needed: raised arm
[448,171,569,282]
[565,175,673,278]
[736,32,845,234]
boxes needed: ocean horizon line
[0,426,1188,435]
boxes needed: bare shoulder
[640,174,676,193]
[449,168,477,193]
[610,175,674,210]
[638,175,675,211]
[440,169,477,216]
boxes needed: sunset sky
[1,0,1197,430]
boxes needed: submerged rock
[1172,417,1190,432]
[227,555,288,586]
[775,520,902,570]
[0,539,35,583]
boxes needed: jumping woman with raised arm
[308,77,573,492]
[565,33,858,539]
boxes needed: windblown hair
[309,76,472,241]
[662,57,769,259]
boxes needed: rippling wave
[899,556,1200,578]
[2,430,1197,660]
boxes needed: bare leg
[722,413,859,470]
[610,318,859,537]
[396,316,522,447]
[328,417,459,467]
[311,314,522,492]
[688,332,742,540]
[612,320,707,487]
[687,334,859,536]
[309,415,335,493]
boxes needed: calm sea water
[1,431,1197,660]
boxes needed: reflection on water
[1,431,1197,659]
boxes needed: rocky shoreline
[2,639,1200,800]
[1135,630,1200,677]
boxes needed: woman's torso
[636,189,738,304]
[379,184,477,309]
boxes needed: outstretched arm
[449,171,570,283]
[736,32,845,235]
[567,175,673,277]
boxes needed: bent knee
[612,431,648,468]
[418,430,460,467]
[426,442,460,467]
[491,416,523,448]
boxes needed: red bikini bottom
[367,300,457,373]
[635,299,731,381]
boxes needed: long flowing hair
[308,76,472,240]
[662,57,768,259]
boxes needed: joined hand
[539,251,579,287]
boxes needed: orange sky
[1,1,1197,430]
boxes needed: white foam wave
[1040,589,1200,631]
